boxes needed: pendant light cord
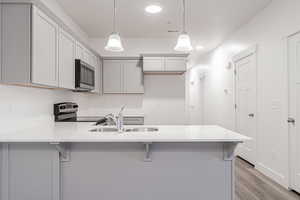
[113,0,116,33]
[182,0,186,33]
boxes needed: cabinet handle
[288,117,296,125]
[248,113,254,117]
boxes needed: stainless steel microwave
[75,59,95,91]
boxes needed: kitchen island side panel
[0,143,60,200]
[61,142,233,200]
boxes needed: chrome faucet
[116,105,125,132]
[102,105,125,132]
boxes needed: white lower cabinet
[58,29,75,89]
[103,59,144,94]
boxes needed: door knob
[248,113,254,117]
[288,117,296,124]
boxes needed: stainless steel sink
[90,127,159,133]
[124,127,159,132]
[89,127,119,132]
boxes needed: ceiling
[57,0,271,50]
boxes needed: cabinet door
[103,60,123,93]
[83,49,92,65]
[32,6,58,87]
[58,29,75,89]
[92,55,101,94]
[143,57,164,72]
[75,42,84,60]
[165,57,186,72]
[123,60,144,93]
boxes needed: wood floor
[235,157,300,200]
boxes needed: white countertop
[0,122,250,143]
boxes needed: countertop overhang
[0,123,250,143]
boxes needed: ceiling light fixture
[105,0,124,52]
[174,0,193,52]
[145,5,162,14]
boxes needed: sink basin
[124,127,159,132]
[89,127,159,133]
[89,127,119,132]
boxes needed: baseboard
[256,162,289,189]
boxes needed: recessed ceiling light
[145,5,162,14]
[195,45,204,51]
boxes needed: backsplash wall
[73,74,187,125]
[0,73,186,131]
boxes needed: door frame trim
[233,45,258,166]
[286,31,300,191]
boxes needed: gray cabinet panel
[0,143,59,200]
[62,143,232,200]
[1,4,31,84]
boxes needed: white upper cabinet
[32,6,59,87]
[143,57,164,72]
[123,60,144,93]
[75,42,85,61]
[92,55,102,94]
[58,28,75,89]
[103,59,144,94]
[165,57,186,72]
[103,60,123,93]
[143,56,187,73]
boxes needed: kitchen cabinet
[143,56,187,73]
[1,4,32,84]
[103,59,144,94]
[75,42,85,61]
[165,57,186,72]
[92,56,102,94]
[143,57,164,72]
[32,6,59,87]
[103,60,123,93]
[58,28,75,89]
[1,3,102,93]
[1,4,59,87]
[123,60,144,93]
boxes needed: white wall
[74,74,186,125]
[189,0,300,187]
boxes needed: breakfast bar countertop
[0,123,250,143]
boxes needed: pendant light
[105,0,124,52]
[174,0,193,52]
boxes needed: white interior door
[288,33,300,193]
[235,51,257,165]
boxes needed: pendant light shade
[174,32,193,51]
[105,0,124,52]
[174,0,193,52]
[105,32,124,52]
